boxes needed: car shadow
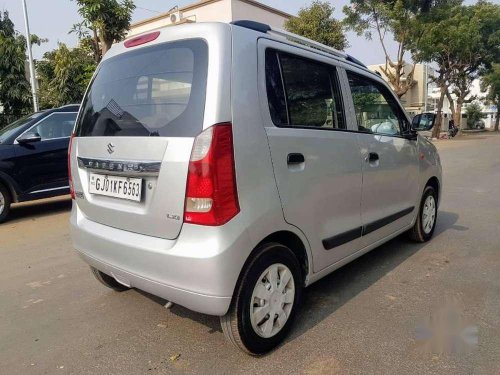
[133,211,466,343]
[6,196,72,224]
[287,211,465,344]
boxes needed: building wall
[368,63,434,117]
[231,1,288,28]
[128,0,289,37]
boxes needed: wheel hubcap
[422,195,436,234]
[250,263,295,338]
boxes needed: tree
[37,43,96,108]
[413,2,500,137]
[285,1,348,50]
[446,2,500,131]
[343,0,459,98]
[481,64,500,131]
[72,0,135,61]
[465,102,484,129]
[0,11,31,117]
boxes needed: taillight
[68,133,75,200]
[184,123,239,226]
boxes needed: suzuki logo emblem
[107,143,115,154]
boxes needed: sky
[0,0,475,65]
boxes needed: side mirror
[412,113,436,131]
[17,132,42,144]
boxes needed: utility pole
[21,0,39,112]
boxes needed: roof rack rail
[231,20,367,68]
[267,28,347,60]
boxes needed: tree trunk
[446,89,456,126]
[432,88,446,138]
[455,101,463,132]
[92,28,101,63]
[495,102,499,131]
[100,39,113,56]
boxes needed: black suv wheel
[0,184,12,224]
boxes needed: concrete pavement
[1,133,499,374]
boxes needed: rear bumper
[70,203,252,316]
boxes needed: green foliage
[72,0,135,59]
[465,102,484,129]
[37,43,96,108]
[284,1,348,50]
[413,1,500,135]
[481,63,500,130]
[481,64,500,105]
[343,0,461,98]
[413,2,499,73]
[0,11,31,117]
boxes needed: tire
[220,243,303,355]
[0,184,12,224]
[408,185,438,242]
[90,267,130,292]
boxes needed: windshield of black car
[74,39,208,138]
[0,113,45,144]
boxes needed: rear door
[14,112,77,194]
[72,38,213,240]
[259,40,364,272]
[345,71,419,245]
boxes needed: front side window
[265,49,345,130]
[0,112,45,144]
[347,72,407,136]
[31,112,77,140]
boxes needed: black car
[0,104,79,223]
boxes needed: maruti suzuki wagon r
[69,21,442,355]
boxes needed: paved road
[1,134,499,374]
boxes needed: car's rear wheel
[90,267,130,292]
[0,184,12,224]
[220,243,303,355]
[408,185,438,242]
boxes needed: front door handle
[368,152,379,162]
[287,153,305,165]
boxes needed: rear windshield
[75,39,208,137]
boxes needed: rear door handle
[287,153,305,165]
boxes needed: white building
[369,62,497,129]
[128,0,291,37]
[368,63,434,117]
[428,79,497,129]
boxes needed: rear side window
[75,39,208,137]
[265,49,345,130]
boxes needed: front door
[14,112,77,195]
[260,44,364,272]
[345,72,420,245]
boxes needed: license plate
[89,173,142,202]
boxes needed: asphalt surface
[1,133,499,374]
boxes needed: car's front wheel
[408,185,438,242]
[0,184,12,224]
[220,243,303,355]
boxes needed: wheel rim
[422,195,436,234]
[0,190,4,215]
[250,263,295,338]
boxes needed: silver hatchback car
[69,21,442,354]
